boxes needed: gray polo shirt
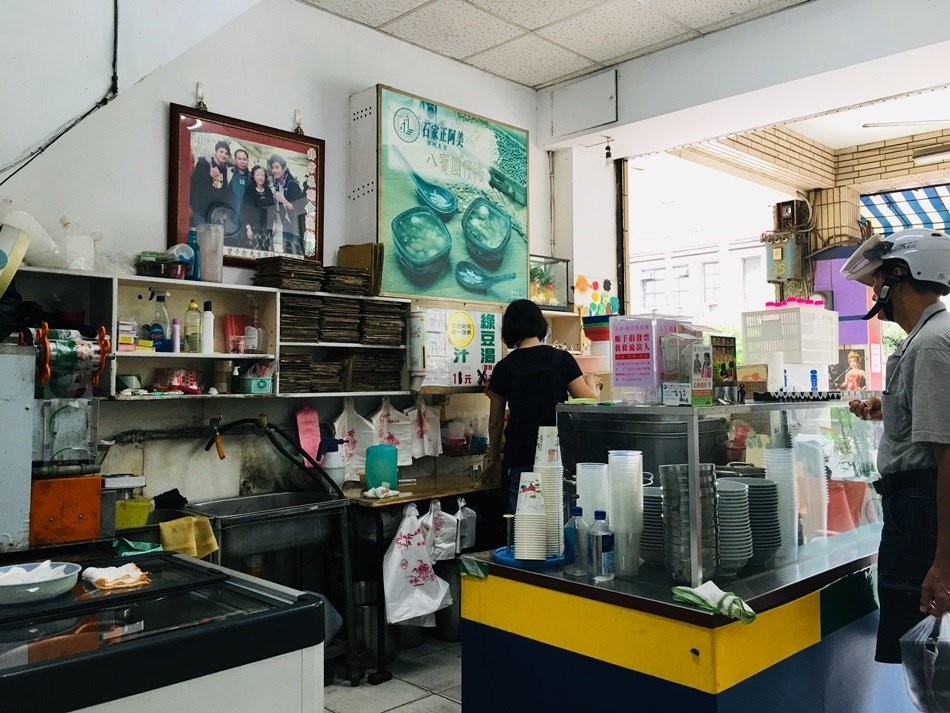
[878,301,950,476]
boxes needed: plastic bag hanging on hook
[333,397,373,482]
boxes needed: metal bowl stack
[660,464,719,585]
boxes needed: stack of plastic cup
[607,450,644,578]
[576,463,609,519]
[534,428,564,557]
[764,448,798,564]
[514,472,546,560]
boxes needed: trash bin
[435,560,461,642]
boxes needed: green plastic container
[365,444,397,489]
[241,376,273,394]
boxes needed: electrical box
[774,200,810,232]
[764,233,803,283]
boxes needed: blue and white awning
[860,185,950,236]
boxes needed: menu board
[378,87,529,303]
[416,308,501,388]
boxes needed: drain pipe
[548,150,556,256]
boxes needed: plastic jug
[365,444,398,489]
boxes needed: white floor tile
[393,640,444,662]
[385,694,461,712]
[323,677,428,713]
[389,650,462,692]
[437,684,461,703]
[443,642,461,655]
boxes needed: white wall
[0,0,546,284]
[0,0,261,171]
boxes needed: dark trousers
[875,475,937,663]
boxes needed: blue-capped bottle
[187,227,201,281]
[588,510,615,583]
[563,506,589,579]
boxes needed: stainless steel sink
[185,491,344,559]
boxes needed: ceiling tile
[602,30,700,65]
[381,0,524,59]
[650,0,805,32]
[538,0,690,63]
[468,0,604,30]
[298,0,429,27]
[467,34,597,88]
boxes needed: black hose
[266,423,345,499]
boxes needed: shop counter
[461,531,919,712]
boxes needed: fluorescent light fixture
[913,145,950,166]
[862,120,950,128]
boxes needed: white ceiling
[299,0,810,89]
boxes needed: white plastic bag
[901,613,950,712]
[383,504,452,624]
[420,499,458,561]
[457,497,477,550]
[370,397,413,466]
[406,395,442,459]
[333,398,374,483]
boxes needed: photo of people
[169,105,324,265]
[830,346,867,390]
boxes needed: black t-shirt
[488,345,583,469]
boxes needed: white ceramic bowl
[0,562,81,605]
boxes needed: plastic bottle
[183,298,202,353]
[588,510,615,583]
[186,227,201,281]
[201,300,215,354]
[231,365,242,393]
[171,318,181,353]
[149,294,170,352]
[197,224,223,283]
[244,299,267,354]
[563,506,589,579]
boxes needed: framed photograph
[167,103,324,266]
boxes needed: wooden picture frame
[167,103,324,266]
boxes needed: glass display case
[529,255,571,310]
[557,400,882,589]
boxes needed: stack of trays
[277,353,314,394]
[343,352,404,392]
[361,301,408,346]
[640,487,664,566]
[374,352,404,391]
[659,464,719,585]
[253,257,324,290]
[279,294,322,342]
[310,358,346,392]
[320,297,360,343]
[322,266,371,295]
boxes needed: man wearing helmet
[843,228,950,663]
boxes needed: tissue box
[241,376,273,394]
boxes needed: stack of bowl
[660,464,719,585]
[720,477,781,566]
[715,480,753,579]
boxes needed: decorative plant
[824,406,876,479]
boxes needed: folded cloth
[672,581,757,623]
[363,484,402,499]
[159,516,219,558]
[82,562,150,590]
[114,538,162,557]
[153,488,188,509]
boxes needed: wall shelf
[278,288,410,304]
[275,390,411,398]
[115,352,276,360]
[279,342,405,350]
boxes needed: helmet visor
[840,235,892,286]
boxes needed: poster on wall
[417,308,501,388]
[829,345,868,390]
[610,318,655,388]
[378,87,528,303]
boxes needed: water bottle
[563,506,589,579]
[588,510,615,583]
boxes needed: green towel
[672,581,756,623]
[114,537,162,557]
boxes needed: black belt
[873,469,937,497]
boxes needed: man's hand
[920,562,950,615]
[210,166,221,179]
[849,396,882,421]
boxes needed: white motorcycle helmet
[841,228,950,292]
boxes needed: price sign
[662,382,692,406]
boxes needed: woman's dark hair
[250,165,269,187]
[501,299,548,348]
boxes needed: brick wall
[834,128,950,192]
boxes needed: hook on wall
[195,82,207,112]
[293,109,304,135]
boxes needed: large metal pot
[557,410,729,476]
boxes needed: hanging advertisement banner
[417,308,500,388]
[377,86,529,303]
[610,318,655,388]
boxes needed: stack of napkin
[672,581,757,623]
[82,562,150,590]
[363,484,402,499]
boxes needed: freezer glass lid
[0,584,274,671]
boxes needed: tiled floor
[324,635,462,713]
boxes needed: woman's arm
[481,390,506,484]
[568,375,597,399]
